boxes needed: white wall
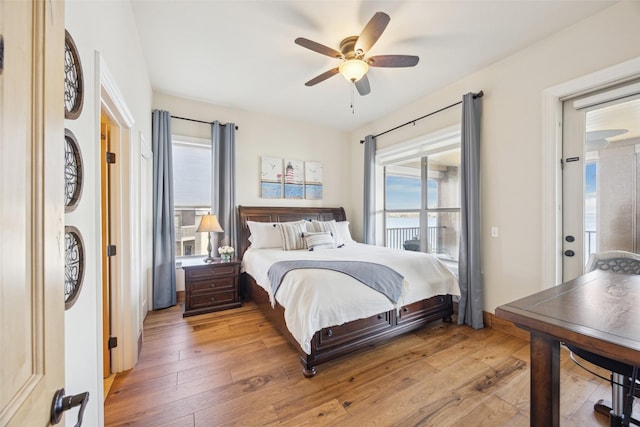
[349,1,640,314]
[65,1,152,425]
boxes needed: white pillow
[276,221,309,251]
[334,221,355,245]
[310,220,354,247]
[247,221,283,249]
[303,231,336,251]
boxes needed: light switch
[491,226,499,238]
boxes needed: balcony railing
[585,230,596,256]
[385,226,447,254]
[389,227,597,261]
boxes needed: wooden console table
[495,270,640,427]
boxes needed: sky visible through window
[173,144,211,207]
[385,175,437,210]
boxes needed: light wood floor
[104,301,636,426]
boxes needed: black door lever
[50,388,89,426]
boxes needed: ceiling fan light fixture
[339,59,368,82]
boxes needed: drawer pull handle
[326,329,333,337]
[403,307,409,312]
[210,297,216,302]
[210,283,216,288]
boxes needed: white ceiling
[131,0,616,132]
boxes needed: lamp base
[203,233,214,263]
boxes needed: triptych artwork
[260,156,323,200]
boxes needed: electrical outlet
[491,226,499,238]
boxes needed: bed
[237,205,460,377]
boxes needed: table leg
[529,331,560,427]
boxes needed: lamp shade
[196,214,224,233]
[339,59,369,82]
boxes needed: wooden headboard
[237,206,346,258]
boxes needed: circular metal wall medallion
[64,129,83,212]
[64,226,85,310]
[64,30,84,119]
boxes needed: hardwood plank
[453,394,521,426]
[271,399,348,426]
[105,301,622,426]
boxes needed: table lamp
[196,213,224,263]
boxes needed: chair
[565,250,640,427]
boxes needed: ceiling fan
[295,12,419,96]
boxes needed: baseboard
[484,311,530,341]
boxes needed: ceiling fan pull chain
[350,83,355,114]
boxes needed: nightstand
[182,259,241,317]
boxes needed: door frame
[541,56,640,288]
[96,52,139,373]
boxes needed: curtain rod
[171,115,239,130]
[359,90,483,143]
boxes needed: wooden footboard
[243,272,453,377]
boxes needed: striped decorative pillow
[276,221,308,250]
[303,231,336,251]
[310,220,344,247]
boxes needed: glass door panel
[562,92,640,281]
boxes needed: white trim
[573,82,640,110]
[96,51,139,377]
[172,134,210,148]
[541,56,640,290]
[376,124,460,166]
[100,60,134,127]
[141,130,152,159]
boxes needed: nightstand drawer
[186,264,238,281]
[189,275,236,293]
[188,290,236,310]
[182,260,241,317]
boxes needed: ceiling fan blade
[355,12,390,55]
[368,55,419,68]
[355,75,371,96]
[295,37,342,58]
[305,67,340,86]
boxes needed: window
[379,125,461,262]
[172,136,211,257]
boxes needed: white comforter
[242,243,460,354]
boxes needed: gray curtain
[211,121,237,252]
[152,110,177,309]
[458,92,483,328]
[363,135,376,244]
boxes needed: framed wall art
[284,159,304,199]
[260,156,283,199]
[304,161,323,200]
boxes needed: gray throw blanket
[268,260,405,304]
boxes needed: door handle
[564,250,575,257]
[565,235,575,242]
[50,388,89,426]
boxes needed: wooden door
[0,0,66,425]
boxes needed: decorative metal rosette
[64,226,85,310]
[64,30,84,119]
[64,129,83,212]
